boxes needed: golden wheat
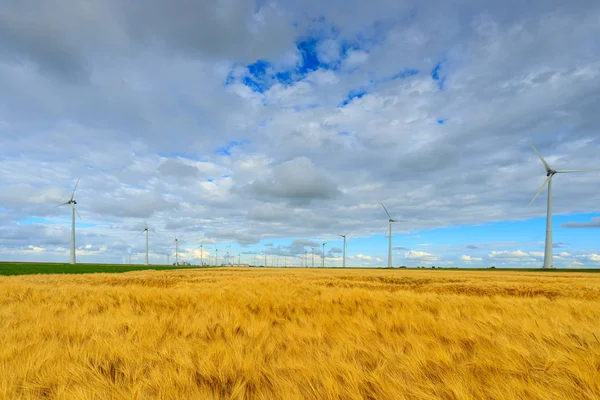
[1,268,599,399]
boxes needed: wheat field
[1,268,599,400]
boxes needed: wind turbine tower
[529,142,600,269]
[322,242,326,268]
[382,204,400,268]
[337,232,350,268]
[58,177,81,264]
[136,223,150,266]
[174,236,179,266]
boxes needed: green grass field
[0,262,598,276]
[0,262,213,276]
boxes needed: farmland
[1,268,599,399]
[0,262,209,276]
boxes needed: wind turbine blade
[529,176,552,206]
[381,203,392,219]
[55,201,70,207]
[74,207,83,220]
[556,169,600,173]
[70,177,80,201]
[345,231,351,236]
[529,142,551,173]
[135,230,145,238]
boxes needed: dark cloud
[158,159,200,178]
[329,247,342,254]
[244,157,341,205]
[90,192,176,219]
[561,218,600,229]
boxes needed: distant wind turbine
[173,236,179,266]
[57,177,81,264]
[136,222,150,266]
[382,203,400,268]
[337,231,350,268]
[322,242,326,268]
[529,142,600,269]
[194,244,204,266]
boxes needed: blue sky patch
[339,89,367,106]
[431,62,446,90]
[216,140,249,156]
[296,39,321,75]
[437,119,447,125]
[391,68,419,80]
[241,77,265,93]
[17,217,52,225]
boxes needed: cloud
[585,254,600,262]
[90,192,176,219]
[405,250,438,262]
[356,254,373,261]
[561,218,600,228]
[567,261,585,269]
[158,159,200,178]
[460,255,483,262]
[243,157,341,205]
[529,252,545,258]
[488,250,530,259]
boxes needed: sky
[0,0,599,268]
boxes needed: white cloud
[586,254,600,262]
[529,252,545,258]
[461,255,483,262]
[488,250,530,259]
[567,261,585,269]
[356,254,373,261]
[405,250,438,262]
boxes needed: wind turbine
[322,242,326,268]
[337,231,350,268]
[304,250,308,267]
[136,222,150,266]
[194,244,204,266]
[173,236,179,266]
[382,203,400,268]
[57,177,81,264]
[529,142,600,269]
